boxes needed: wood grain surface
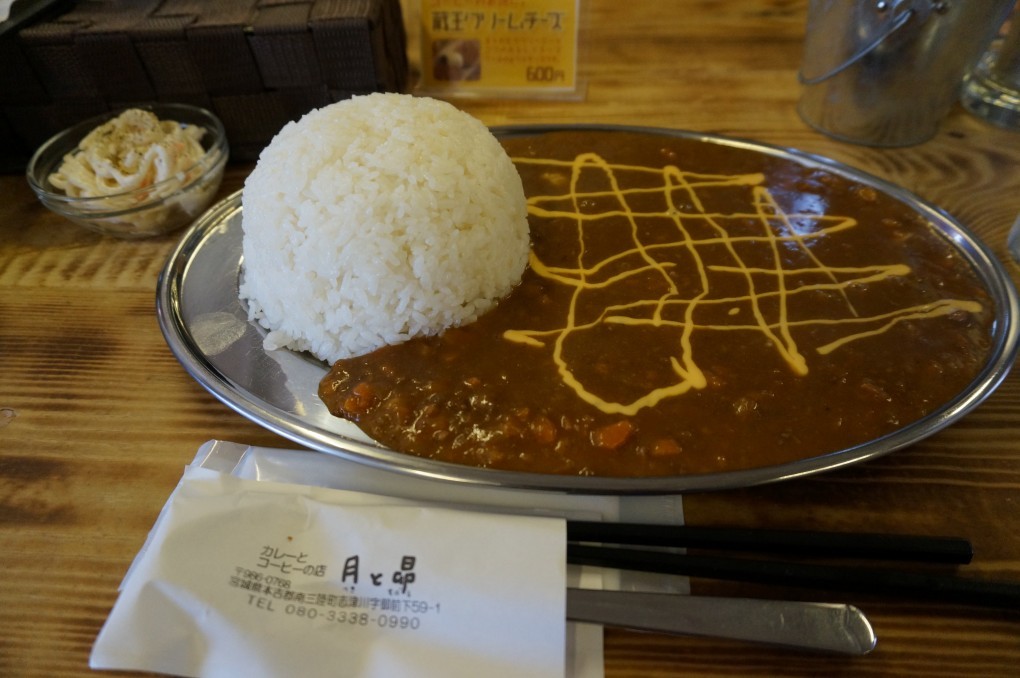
[3,1,1020,676]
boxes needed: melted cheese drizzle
[504,153,983,416]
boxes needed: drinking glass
[961,9,1020,130]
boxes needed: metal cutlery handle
[566,588,877,656]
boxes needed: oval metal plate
[156,125,1020,494]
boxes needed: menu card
[416,0,583,98]
[91,465,567,678]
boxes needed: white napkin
[92,465,567,678]
[91,440,686,678]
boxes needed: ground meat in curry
[319,130,994,477]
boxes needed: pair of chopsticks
[566,521,1020,610]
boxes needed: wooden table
[3,1,1019,675]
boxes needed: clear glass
[25,103,229,239]
[962,11,1020,130]
[1009,215,1020,264]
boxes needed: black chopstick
[566,544,1020,610]
[566,521,974,565]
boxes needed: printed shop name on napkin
[91,467,567,678]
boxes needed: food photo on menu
[2,1,1020,677]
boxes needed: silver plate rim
[156,124,1020,495]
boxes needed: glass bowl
[25,103,229,239]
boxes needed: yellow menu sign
[418,0,581,97]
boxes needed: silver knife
[566,588,877,655]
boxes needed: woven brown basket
[1,0,409,169]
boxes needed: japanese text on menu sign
[420,0,580,96]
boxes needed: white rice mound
[238,93,530,363]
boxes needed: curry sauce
[319,130,993,477]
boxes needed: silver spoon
[567,588,877,655]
